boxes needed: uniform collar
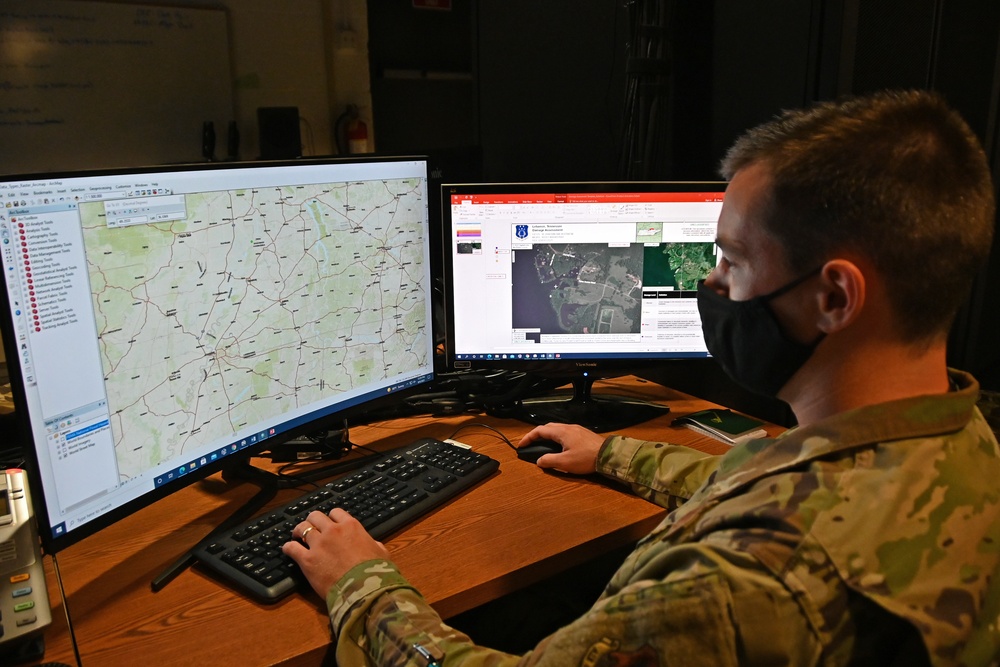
[706,369,980,498]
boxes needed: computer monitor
[0,156,436,553]
[442,181,727,431]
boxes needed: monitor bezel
[440,180,728,381]
[0,155,438,554]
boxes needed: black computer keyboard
[192,438,499,603]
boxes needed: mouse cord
[51,552,83,667]
[447,422,517,451]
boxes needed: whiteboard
[0,0,234,175]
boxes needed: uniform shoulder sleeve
[328,546,819,666]
[596,435,721,508]
[329,559,526,666]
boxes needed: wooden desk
[30,378,780,666]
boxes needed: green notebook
[672,408,767,445]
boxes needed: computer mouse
[516,439,563,464]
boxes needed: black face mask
[697,268,824,397]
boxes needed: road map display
[79,178,428,480]
[512,240,715,334]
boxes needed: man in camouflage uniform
[284,90,1000,666]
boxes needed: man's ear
[816,259,865,333]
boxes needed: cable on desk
[273,445,377,486]
[447,422,517,452]
[265,419,354,463]
[51,552,83,667]
[272,421,380,486]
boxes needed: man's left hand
[283,508,390,599]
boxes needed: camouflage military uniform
[327,369,1000,666]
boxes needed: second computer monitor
[442,181,727,430]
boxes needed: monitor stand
[511,375,669,432]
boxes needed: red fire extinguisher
[347,116,368,154]
[335,105,370,155]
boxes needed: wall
[476,1,626,181]
[365,1,628,182]
[367,0,476,155]
[326,0,372,153]
[0,1,235,173]
[203,0,372,160]
[6,0,373,168]
[223,0,333,159]
[163,0,371,161]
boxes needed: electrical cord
[51,552,83,667]
[447,422,517,452]
[267,418,387,490]
[0,446,25,470]
[298,115,315,156]
[274,442,380,484]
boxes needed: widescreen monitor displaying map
[442,181,727,430]
[0,157,435,551]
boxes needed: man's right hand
[518,423,608,474]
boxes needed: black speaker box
[257,107,301,160]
